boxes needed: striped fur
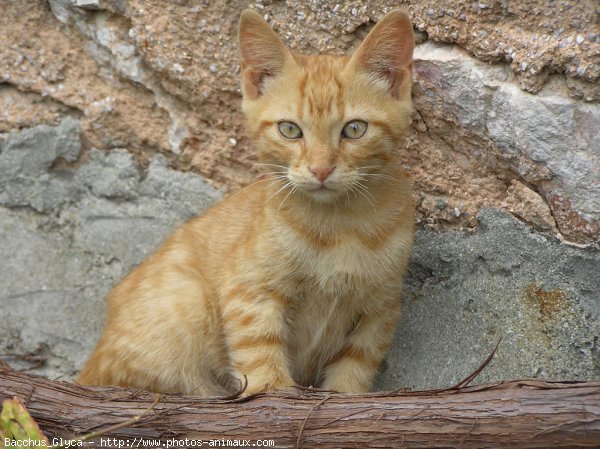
[78,9,415,395]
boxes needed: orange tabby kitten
[78,9,415,396]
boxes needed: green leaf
[0,397,49,448]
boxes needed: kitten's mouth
[303,185,341,202]
[309,185,335,194]
[293,182,340,200]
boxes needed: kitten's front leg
[221,284,295,395]
[322,300,401,393]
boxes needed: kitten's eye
[277,121,303,139]
[342,120,368,139]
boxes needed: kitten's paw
[321,381,370,394]
[241,379,296,396]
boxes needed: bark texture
[1,369,599,448]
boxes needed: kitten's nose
[309,165,335,182]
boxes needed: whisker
[347,184,360,200]
[350,181,377,213]
[354,181,376,202]
[230,176,283,198]
[266,181,294,203]
[359,173,403,183]
[252,163,289,170]
[355,187,377,213]
[238,150,261,163]
[256,171,288,177]
[260,176,289,183]
[359,165,383,171]
[278,185,297,214]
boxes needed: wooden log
[0,368,599,448]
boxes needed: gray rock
[139,155,222,218]
[0,120,223,378]
[375,209,600,391]
[75,149,141,201]
[0,117,82,213]
[487,84,600,220]
[414,43,501,133]
[72,0,102,10]
[414,41,600,227]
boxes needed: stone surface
[1,1,598,243]
[376,209,600,390]
[1,120,598,388]
[411,42,600,242]
[0,2,172,157]
[407,0,600,96]
[121,0,600,99]
[0,117,81,213]
[504,180,558,233]
[0,120,222,378]
[1,1,598,388]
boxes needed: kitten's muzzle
[308,165,336,183]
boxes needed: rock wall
[1,1,598,387]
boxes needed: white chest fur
[275,221,410,291]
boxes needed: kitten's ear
[238,9,291,99]
[350,10,414,98]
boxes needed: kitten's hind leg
[78,265,228,396]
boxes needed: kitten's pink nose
[309,165,335,182]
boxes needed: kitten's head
[239,9,414,203]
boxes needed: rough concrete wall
[0,1,598,387]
